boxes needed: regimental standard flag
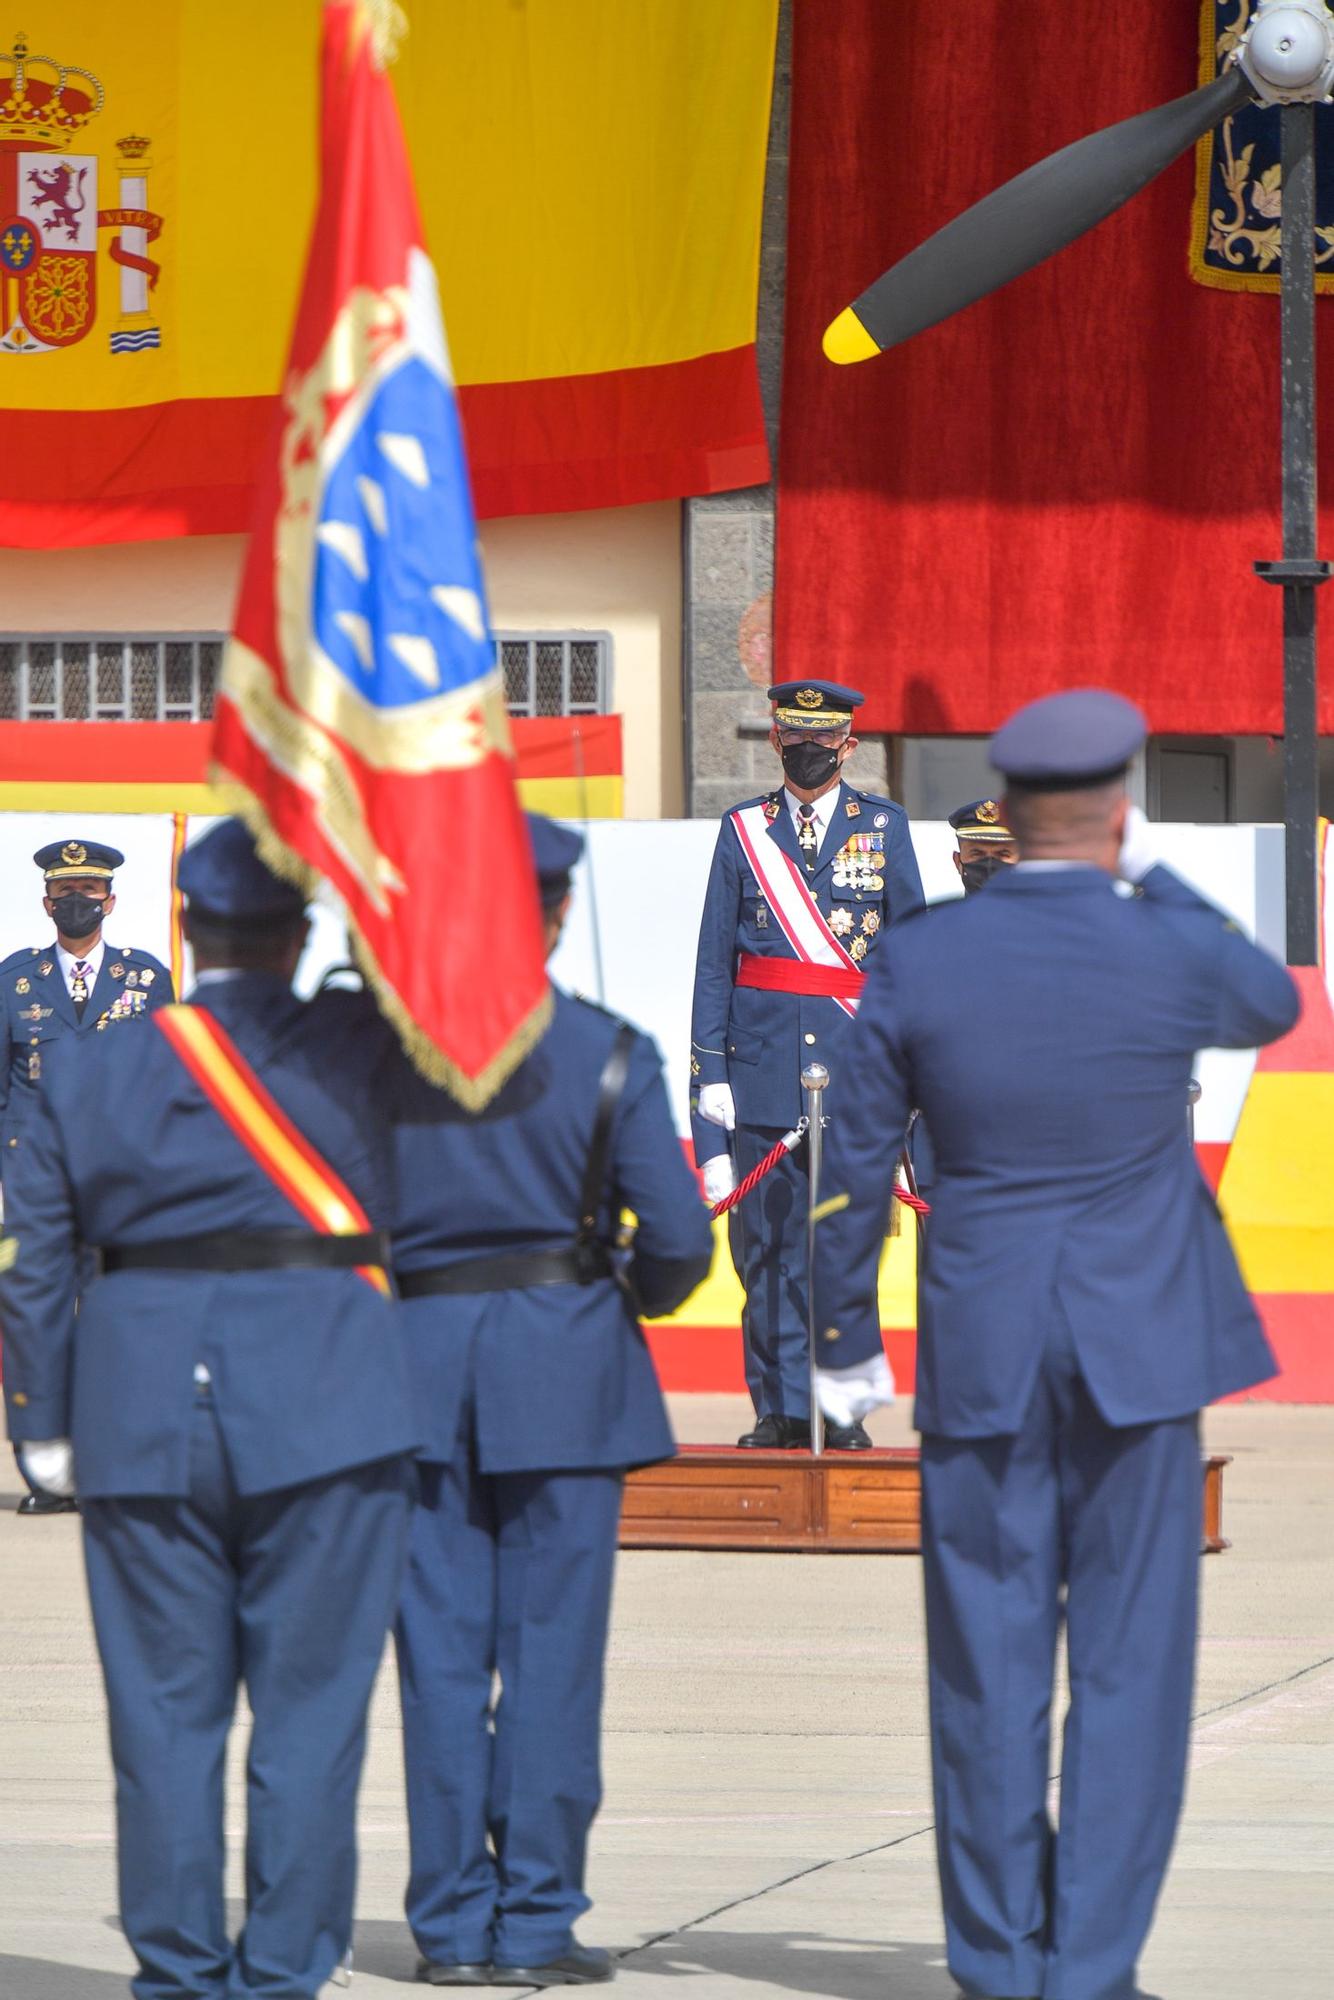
[212,0,549,1107]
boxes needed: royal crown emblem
[0,34,163,356]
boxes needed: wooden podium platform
[621,1446,1232,1555]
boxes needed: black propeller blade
[825,62,1256,364]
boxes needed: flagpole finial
[355,0,408,68]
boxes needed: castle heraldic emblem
[0,32,164,355]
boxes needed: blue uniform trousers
[394,1414,624,1970]
[920,1322,1202,2000]
[728,1123,811,1419]
[81,1393,413,2000]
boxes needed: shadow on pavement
[619,1929,956,1997]
[346,1921,956,1997]
[0,1958,131,1998]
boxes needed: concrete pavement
[2,1395,1332,1999]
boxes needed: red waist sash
[735,953,864,1000]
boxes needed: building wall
[0,500,683,819]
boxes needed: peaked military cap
[767,679,865,732]
[525,812,584,905]
[177,819,308,925]
[34,838,124,881]
[948,799,1013,843]
[990,689,1147,790]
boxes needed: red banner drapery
[776,0,1334,736]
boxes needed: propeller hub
[1239,1,1334,103]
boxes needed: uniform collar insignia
[38,961,53,977]
[845,795,861,817]
[110,962,126,979]
[762,796,780,822]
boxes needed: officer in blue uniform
[0,819,419,2000]
[1,837,173,1514]
[388,814,713,1989]
[811,692,1300,2000]
[906,800,1019,1197]
[690,679,924,1447]
[947,797,1018,894]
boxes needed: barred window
[496,632,611,718]
[0,630,612,724]
[0,636,222,722]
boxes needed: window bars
[0,631,612,723]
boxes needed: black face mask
[780,740,841,791]
[50,891,106,939]
[959,854,1011,896]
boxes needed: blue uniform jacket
[386,985,714,1475]
[812,864,1301,1434]
[0,975,419,1499]
[0,942,174,1162]
[690,781,924,1152]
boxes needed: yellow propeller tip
[822,307,880,365]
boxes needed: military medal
[755,902,768,929]
[125,970,139,986]
[862,911,881,936]
[15,976,29,994]
[140,969,155,986]
[868,874,884,892]
[873,811,889,829]
[829,908,854,936]
[850,935,868,961]
[27,1051,41,1080]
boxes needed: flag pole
[1256,100,1329,967]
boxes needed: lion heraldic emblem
[0,32,165,355]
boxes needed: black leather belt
[398,1244,612,1298]
[100,1228,389,1274]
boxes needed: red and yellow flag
[0,0,776,548]
[212,0,549,1108]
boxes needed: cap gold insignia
[795,687,823,709]
[15,977,28,994]
[978,800,1000,824]
[61,841,87,867]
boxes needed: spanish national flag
[0,0,776,548]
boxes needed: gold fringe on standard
[354,0,409,70]
[208,767,552,1111]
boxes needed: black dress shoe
[822,1419,872,1450]
[417,1961,493,1986]
[16,1492,78,1516]
[736,1414,811,1448]
[491,1945,612,1987]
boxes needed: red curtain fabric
[776,0,1334,735]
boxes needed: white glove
[701,1154,738,1205]
[19,1437,76,1498]
[1117,803,1157,885]
[696,1082,736,1132]
[815,1353,896,1427]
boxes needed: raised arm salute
[813,691,1299,2000]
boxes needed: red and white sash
[730,804,862,1018]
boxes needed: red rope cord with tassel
[708,1124,931,1220]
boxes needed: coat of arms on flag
[213,0,550,1106]
[0,31,164,355]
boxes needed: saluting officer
[690,679,923,1448]
[1,837,173,1515]
[812,691,1300,2000]
[0,819,419,2000]
[387,814,713,1989]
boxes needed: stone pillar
[682,0,889,819]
